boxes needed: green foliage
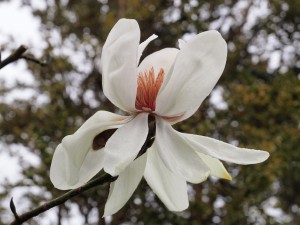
[1,0,300,224]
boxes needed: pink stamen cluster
[135,67,165,112]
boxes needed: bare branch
[20,55,48,67]
[9,173,117,225]
[0,45,48,70]
[0,45,28,69]
[10,198,21,223]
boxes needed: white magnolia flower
[50,19,270,216]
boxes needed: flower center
[135,67,165,112]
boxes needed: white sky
[0,0,42,45]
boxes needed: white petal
[101,19,140,112]
[104,153,147,217]
[50,111,128,190]
[144,147,189,211]
[156,30,227,116]
[197,152,232,180]
[178,39,186,49]
[155,117,210,183]
[183,134,270,165]
[104,113,149,176]
[137,34,158,64]
[137,48,179,81]
[168,105,199,125]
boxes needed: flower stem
[136,115,156,158]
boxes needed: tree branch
[0,45,28,69]
[9,173,116,225]
[0,45,48,70]
[10,198,21,223]
[20,55,48,67]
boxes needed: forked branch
[0,45,47,69]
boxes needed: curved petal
[156,30,227,116]
[137,48,179,82]
[50,145,105,190]
[155,117,210,183]
[183,134,270,165]
[197,152,232,180]
[168,105,199,125]
[144,146,189,211]
[104,113,149,176]
[104,153,147,217]
[50,111,128,190]
[178,39,186,49]
[137,34,158,65]
[101,19,140,112]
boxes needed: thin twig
[10,198,21,223]
[0,45,48,69]
[20,55,48,67]
[0,45,28,69]
[9,173,116,225]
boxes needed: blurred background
[0,0,300,224]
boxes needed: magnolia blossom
[50,19,269,216]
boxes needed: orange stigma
[135,67,164,112]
